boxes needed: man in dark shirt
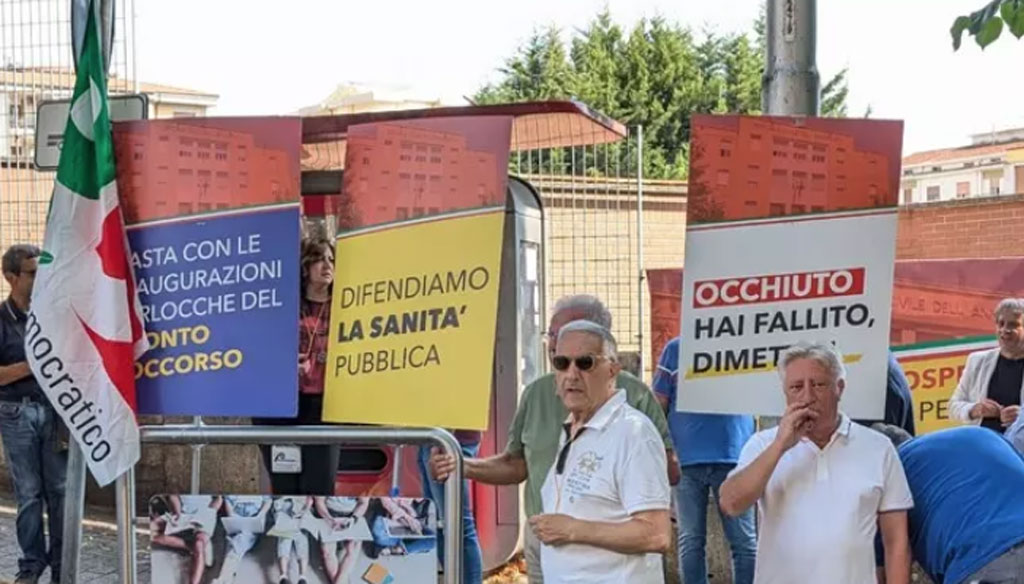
[0,244,67,584]
[853,351,916,436]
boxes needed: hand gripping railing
[113,425,464,584]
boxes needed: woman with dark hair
[256,236,341,495]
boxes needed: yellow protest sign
[323,210,504,429]
[893,339,996,434]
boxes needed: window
[716,169,730,186]
[926,186,940,201]
[769,203,786,216]
[791,204,806,214]
[956,182,970,198]
[172,111,197,118]
[812,154,826,163]
[902,188,913,204]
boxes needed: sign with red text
[679,115,903,418]
[893,338,996,434]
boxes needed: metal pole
[189,416,203,494]
[60,443,86,584]
[635,125,646,379]
[763,0,820,116]
[124,425,465,584]
[760,0,819,433]
[115,467,137,584]
[62,3,121,581]
[390,445,403,497]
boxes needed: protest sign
[113,117,301,416]
[893,338,996,434]
[322,116,512,429]
[678,115,903,418]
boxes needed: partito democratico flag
[24,0,148,487]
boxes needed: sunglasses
[551,354,604,372]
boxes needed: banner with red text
[678,115,903,418]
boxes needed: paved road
[0,496,150,584]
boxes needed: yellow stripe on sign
[684,353,863,380]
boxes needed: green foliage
[951,0,1024,50]
[477,9,851,179]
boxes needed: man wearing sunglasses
[0,244,68,584]
[428,294,675,583]
[530,319,671,583]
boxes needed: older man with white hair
[718,341,914,584]
[529,320,671,583]
[950,297,1024,431]
[428,294,675,582]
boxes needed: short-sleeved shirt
[898,427,1024,584]
[506,371,673,518]
[652,337,754,466]
[540,389,670,583]
[0,298,44,400]
[732,413,914,584]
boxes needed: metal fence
[0,0,137,296]
[508,123,647,375]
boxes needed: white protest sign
[678,210,897,418]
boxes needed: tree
[476,9,852,179]
[951,0,1024,50]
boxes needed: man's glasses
[551,354,603,372]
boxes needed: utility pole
[763,0,820,116]
[759,0,819,432]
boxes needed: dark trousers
[0,399,67,578]
[254,394,340,496]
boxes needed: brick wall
[897,193,1024,259]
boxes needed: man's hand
[1001,405,1021,427]
[529,514,578,546]
[971,398,1002,420]
[773,401,818,451]
[428,447,455,481]
[298,355,312,376]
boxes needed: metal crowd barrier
[106,425,465,584]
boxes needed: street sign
[34,93,148,170]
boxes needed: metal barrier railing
[112,425,465,584]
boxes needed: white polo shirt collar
[562,388,627,432]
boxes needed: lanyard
[553,424,586,513]
[302,301,327,360]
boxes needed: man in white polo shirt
[529,320,671,583]
[718,341,913,584]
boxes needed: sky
[131,0,1024,156]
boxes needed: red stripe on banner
[692,267,867,308]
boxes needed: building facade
[901,128,1024,204]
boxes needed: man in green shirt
[429,294,677,582]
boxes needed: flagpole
[60,444,86,584]
[62,2,118,582]
[116,468,138,584]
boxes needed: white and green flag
[24,0,148,487]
